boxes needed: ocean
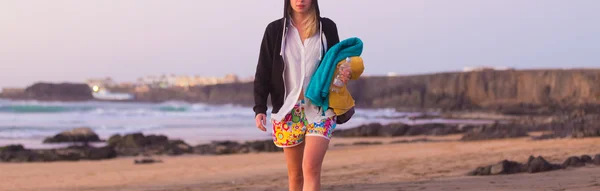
[0,99,494,148]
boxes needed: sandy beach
[1,135,600,191]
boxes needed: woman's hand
[255,113,267,132]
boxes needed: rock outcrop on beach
[562,156,586,168]
[107,133,193,156]
[0,144,117,162]
[469,154,600,176]
[524,156,560,173]
[335,122,529,141]
[0,132,284,162]
[333,123,478,137]
[460,123,529,141]
[134,158,163,164]
[106,133,283,156]
[569,115,600,138]
[107,133,282,157]
[594,155,600,165]
[43,127,102,144]
[193,140,282,155]
[23,83,94,101]
[469,156,563,176]
[525,114,600,139]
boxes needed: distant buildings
[135,73,246,88]
[85,77,117,91]
[463,66,513,72]
[86,74,252,94]
[0,88,25,96]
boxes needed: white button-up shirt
[271,18,336,124]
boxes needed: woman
[253,0,340,190]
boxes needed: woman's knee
[302,159,322,177]
[288,167,304,182]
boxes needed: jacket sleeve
[329,19,340,48]
[253,25,273,116]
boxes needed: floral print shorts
[272,100,337,148]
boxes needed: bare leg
[284,142,305,191]
[302,136,330,191]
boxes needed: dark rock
[24,82,93,101]
[107,134,122,146]
[389,138,439,144]
[467,166,492,176]
[246,140,282,153]
[87,146,118,160]
[562,156,585,168]
[333,123,383,137]
[43,127,101,144]
[193,144,214,155]
[593,154,600,165]
[0,145,25,152]
[146,135,169,145]
[403,125,428,136]
[490,160,523,175]
[121,133,150,148]
[52,147,86,161]
[581,155,593,163]
[193,141,241,155]
[334,122,470,138]
[109,133,193,156]
[134,158,163,164]
[193,140,282,155]
[379,123,409,137]
[164,140,193,156]
[421,123,461,136]
[527,155,535,164]
[352,141,383,146]
[571,116,600,138]
[531,133,560,141]
[401,123,462,136]
[0,145,116,162]
[461,123,529,141]
[524,156,561,173]
[213,141,241,155]
[469,155,563,176]
[0,145,34,162]
[529,114,600,139]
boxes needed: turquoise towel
[306,37,363,113]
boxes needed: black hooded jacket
[253,0,340,116]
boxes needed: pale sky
[1,0,599,88]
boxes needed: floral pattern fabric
[272,100,336,147]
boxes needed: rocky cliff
[27,83,94,101]
[4,69,600,114]
[0,83,94,101]
[348,69,600,114]
[132,69,600,114]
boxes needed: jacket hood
[284,0,321,21]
